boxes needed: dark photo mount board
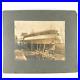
[3,10,77,73]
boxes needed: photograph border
[3,10,77,73]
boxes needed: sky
[14,21,65,43]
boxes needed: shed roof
[21,30,59,38]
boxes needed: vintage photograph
[14,21,65,61]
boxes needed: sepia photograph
[14,21,65,61]
[3,10,77,75]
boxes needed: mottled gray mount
[3,10,77,73]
